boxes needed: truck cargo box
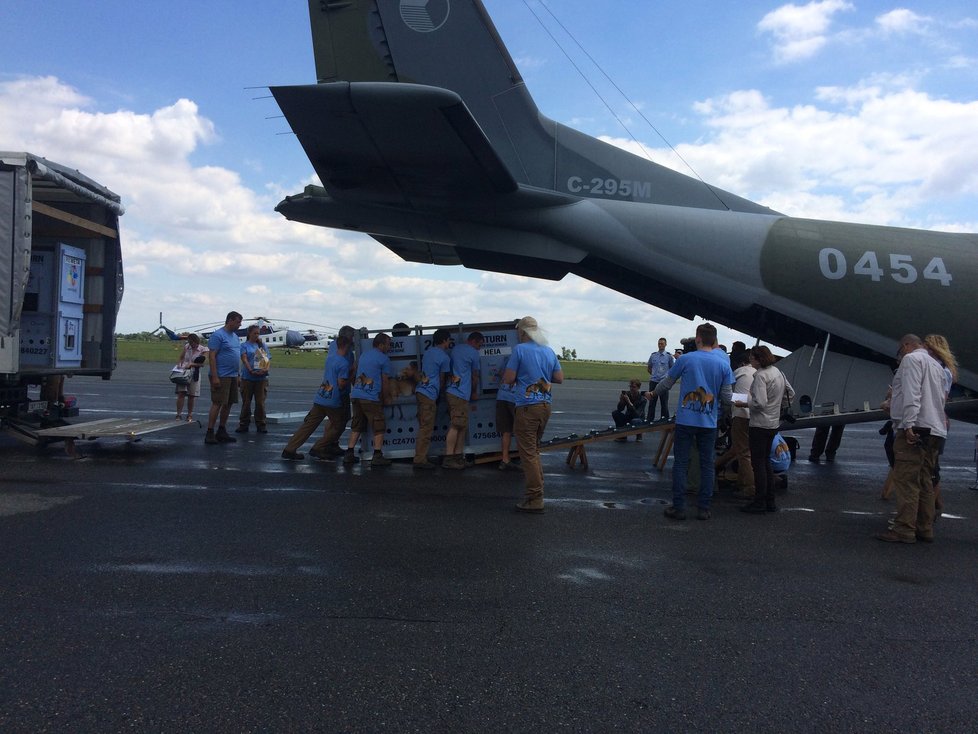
[0,152,124,417]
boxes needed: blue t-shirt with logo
[240,341,270,382]
[506,342,561,407]
[668,349,735,428]
[314,351,351,408]
[208,327,241,377]
[446,343,481,401]
[416,346,451,401]
[496,379,518,404]
[327,339,356,399]
[350,347,394,403]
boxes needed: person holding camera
[174,332,207,422]
[612,380,648,441]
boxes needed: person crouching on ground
[612,380,648,441]
[502,316,564,514]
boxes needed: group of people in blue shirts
[280,318,564,513]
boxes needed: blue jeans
[671,424,717,511]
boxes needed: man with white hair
[502,316,564,513]
[875,333,948,544]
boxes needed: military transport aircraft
[269,1,977,420]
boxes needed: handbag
[778,371,794,423]
[169,366,193,385]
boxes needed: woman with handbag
[739,345,794,514]
[174,333,208,421]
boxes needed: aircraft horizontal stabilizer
[372,235,573,280]
[271,82,518,208]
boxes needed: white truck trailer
[0,152,124,431]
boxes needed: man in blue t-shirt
[282,334,353,461]
[320,325,356,456]
[205,310,243,445]
[443,332,485,470]
[652,323,734,521]
[495,378,519,471]
[237,324,271,434]
[344,332,395,467]
[413,328,452,469]
[503,316,563,513]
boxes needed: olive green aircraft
[270,1,977,419]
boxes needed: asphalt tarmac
[2,361,977,732]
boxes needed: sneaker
[370,453,391,467]
[175,414,183,421]
[442,456,466,470]
[515,498,544,514]
[204,430,218,445]
[309,448,331,461]
[498,460,520,471]
[325,444,345,457]
[281,449,304,460]
[216,428,237,443]
[256,425,268,434]
[663,506,686,521]
[234,425,249,433]
[413,460,437,470]
[342,450,360,465]
[875,529,915,544]
[697,508,712,521]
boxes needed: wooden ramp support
[460,422,678,471]
[550,422,675,471]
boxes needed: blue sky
[2,1,976,360]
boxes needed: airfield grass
[116,339,643,382]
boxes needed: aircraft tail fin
[156,325,182,341]
[302,0,771,213]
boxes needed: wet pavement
[2,362,977,731]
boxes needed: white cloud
[603,82,978,227]
[875,9,931,35]
[758,0,854,63]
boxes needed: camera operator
[612,379,648,441]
